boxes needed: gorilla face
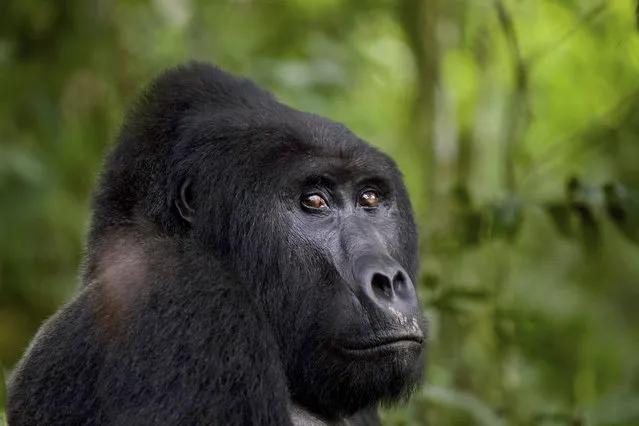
[175,112,425,419]
[279,150,425,417]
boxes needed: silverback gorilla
[7,62,426,426]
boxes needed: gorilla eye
[359,190,380,208]
[302,194,329,210]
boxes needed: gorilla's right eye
[301,194,329,210]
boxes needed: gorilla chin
[6,61,426,426]
[291,334,425,420]
[337,342,424,406]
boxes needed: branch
[495,0,523,73]
[531,2,607,68]
[495,0,529,192]
[398,0,440,212]
[520,86,639,187]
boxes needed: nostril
[393,271,406,289]
[393,270,412,299]
[371,273,393,299]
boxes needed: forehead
[268,125,397,186]
[284,150,390,184]
[192,109,398,183]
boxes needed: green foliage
[0,366,6,426]
[1,0,639,425]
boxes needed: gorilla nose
[354,255,417,312]
[371,270,407,300]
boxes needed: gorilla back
[7,62,426,425]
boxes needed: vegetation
[1,0,639,424]
[0,366,6,425]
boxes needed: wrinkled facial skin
[180,119,426,420]
[280,155,425,418]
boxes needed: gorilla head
[9,62,425,425]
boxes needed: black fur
[7,62,425,425]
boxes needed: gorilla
[7,62,425,425]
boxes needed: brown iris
[359,190,379,208]
[302,194,328,209]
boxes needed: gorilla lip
[337,334,423,356]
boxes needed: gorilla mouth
[337,334,424,357]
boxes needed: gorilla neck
[289,405,351,426]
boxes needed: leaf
[452,184,485,247]
[544,201,573,237]
[565,177,602,251]
[439,288,492,301]
[0,366,5,426]
[572,201,600,252]
[461,211,484,246]
[0,147,45,187]
[489,195,525,242]
[421,272,441,291]
[566,176,592,204]
[603,182,639,245]
[420,385,509,426]
[587,394,639,424]
[452,183,473,209]
[428,287,492,313]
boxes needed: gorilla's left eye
[359,190,380,208]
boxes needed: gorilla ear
[175,178,195,223]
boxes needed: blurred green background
[1,0,639,425]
